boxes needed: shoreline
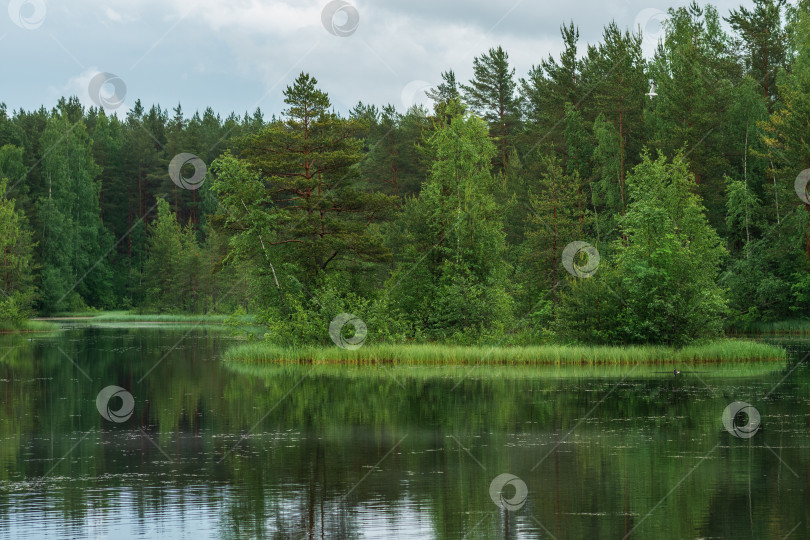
[224,340,786,366]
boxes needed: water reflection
[0,327,806,539]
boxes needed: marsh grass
[42,311,254,324]
[0,320,59,333]
[226,358,787,381]
[729,319,810,336]
[63,322,263,334]
[224,340,785,366]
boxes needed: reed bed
[0,320,59,333]
[728,319,810,336]
[226,358,787,381]
[224,340,785,366]
[41,311,254,324]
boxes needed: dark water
[0,325,807,539]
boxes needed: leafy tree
[143,198,182,311]
[36,104,113,311]
[386,103,512,339]
[0,179,36,325]
[558,152,727,345]
[618,151,728,343]
[725,175,761,250]
[722,76,769,254]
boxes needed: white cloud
[104,7,122,22]
[54,68,132,117]
[163,0,321,35]
[3,0,763,117]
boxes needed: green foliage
[214,73,394,297]
[728,4,810,323]
[4,1,810,343]
[592,113,624,223]
[35,102,114,312]
[726,0,790,110]
[143,198,208,313]
[647,2,741,228]
[520,23,581,155]
[725,174,762,248]
[385,103,513,341]
[461,46,520,171]
[0,177,36,327]
[358,104,429,198]
[425,70,461,122]
[558,152,728,345]
[224,339,785,365]
[614,151,728,344]
[519,153,588,312]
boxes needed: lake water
[0,325,807,539]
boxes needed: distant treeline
[1,0,809,346]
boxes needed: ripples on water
[0,326,806,539]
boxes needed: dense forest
[1,0,809,346]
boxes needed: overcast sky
[1,0,762,119]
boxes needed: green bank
[224,339,785,366]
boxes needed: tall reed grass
[728,319,810,336]
[224,340,785,366]
[0,320,59,333]
[226,358,787,381]
[41,311,254,324]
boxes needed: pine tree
[362,104,401,195]
[122,100,161,250]
[0,144,27,211]
[461,47,520,172]
[726,0,789,111]
[591,113,623,233]
[520,23,582,159]
[213,72,394,290]
[425,70,461,123]
[581,22,647,216]
[647,2,740,228]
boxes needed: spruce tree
[461,46,520,172]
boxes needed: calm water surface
[0,325,807,539]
